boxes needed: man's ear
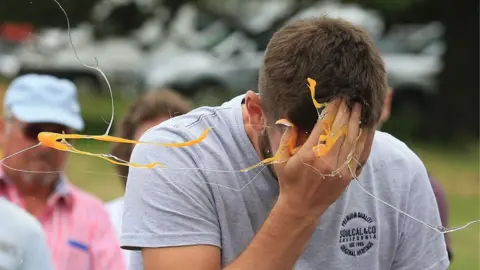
[244,91,264,132]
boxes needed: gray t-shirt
[0,198,54,270]
[121,95,449,270]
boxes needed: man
[378,87,453,261]
[121,18,449,269]
[0,198,54,270]
[106,89,192,266]
[0,74,126,270]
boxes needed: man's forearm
[224,199,321,270]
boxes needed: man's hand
[274,99,368,218]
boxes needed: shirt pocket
[64,239,91,270]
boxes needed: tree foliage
[427,0,479,140]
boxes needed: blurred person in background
[106,89,193,266]
[0,74,126,270]
[378,87,453,261]
[0,197,54,270]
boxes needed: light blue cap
[3,74,84,131]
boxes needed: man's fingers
[330,99,349,135]
[327,99,350,157]
[301,99,341,152]
[351,128,368,177]
[337,103,362,169]
[347,103,362,145]
[273,120,295,174]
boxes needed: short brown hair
[110,89,192,182]
[259,17,387,132]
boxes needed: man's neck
[14,177,55,201]
[15,179,56,217]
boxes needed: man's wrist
[274,194,325,224]
[225,195,320,270]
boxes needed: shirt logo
[338,211,377,257]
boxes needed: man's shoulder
[372,131,414,156]
[0,199,50,267]
[133,95,246,161]
[151,94,244,134]
[371,131,425,173]
[0,198,43,235]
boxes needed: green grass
[409,142,480,270]
[66,140,125,201]
[447,196,480,269]
[78,91,138,135]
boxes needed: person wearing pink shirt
[0,74,126,270]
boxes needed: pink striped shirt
[0,170,126,270]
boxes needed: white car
[376,22,445,138]
[0,39,21,79]
[0,53,20,79]
[141,33,262,106]
[141,2,384,106]
[16,23,146,94]
[289,1,385,41]
[140,4,264,106]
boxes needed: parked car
[141,2,382,106]
[0,23,32,79]
[289,1,385,41]
[0,40,20,79]
[377,22,445,138]
[139,3,264,106]
[15,24,145,94]
[379,21,445,96]
[141,32,262,106]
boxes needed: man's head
[110,89,192,185]
[0,74,84,186]
[243,17,387,177]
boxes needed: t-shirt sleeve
[391,156,450,270]
[120,127,220,250]
[20,218,55,270]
